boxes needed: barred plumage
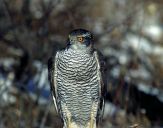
[48,29,106,128]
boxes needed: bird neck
[67,45,93,54]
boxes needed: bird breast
[57,50,98,84]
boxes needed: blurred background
[0,0,163,127]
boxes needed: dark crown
[69,29,93,39]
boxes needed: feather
[94,50,107,123]
[48,53,58,113]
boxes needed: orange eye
[77,37,84,42]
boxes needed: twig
[40,101,52,128]
[129,123,139,128]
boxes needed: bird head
[67,29,93,51]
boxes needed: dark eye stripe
[85,39,91,46]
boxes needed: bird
[48,29,106,128]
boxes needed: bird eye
[77,37,84,42]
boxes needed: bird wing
[94,50,107,121]
[48,52,59,113]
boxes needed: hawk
[48,29,106,128]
